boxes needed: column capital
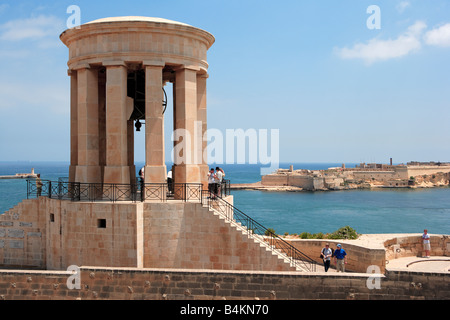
[197,72,209,79]
[71,63,91,71]
[102,60,127,67]
[174,65,201,73]
[142,60,165,68]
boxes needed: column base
[173,164,201,184]
[74,165,102,184]
[69,165,77,183]
[143,165,167,184]
[103,166,131,185]
[172,164,202,201]
[129,164,136,185]
[199,164,210,191]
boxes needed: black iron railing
[27,179,204,203]
[201,191,317,272]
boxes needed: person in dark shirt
[333,243,347,272]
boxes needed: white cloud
[424,23,450,47]
[0,15,64,42]
[335,21,427,65]
[396,1,411,13]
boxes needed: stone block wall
[142,202,296,272]
[48,199,141,269]
[0,267,448,300]
[384,234,450,260]
[0,199,45,269]
[261,174,288,186]
[1,197,296,272]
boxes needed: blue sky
[0,0,449,165]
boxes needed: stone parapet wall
[284,239,386,273]
[384,234,450,260]
[0,267,448,300]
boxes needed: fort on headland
[0,169,37,180]
[240,160,450,191]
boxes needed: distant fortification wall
[406,165,450,178]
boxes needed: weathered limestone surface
[0,267,448,300]
[0,198,294,273]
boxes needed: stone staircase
[202,197,316,272]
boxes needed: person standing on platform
[35,174,43,197]
[422,229,431,258]
[321,243,333,272]
[139,167,145,183]
[334,244,347,272]
[215,167,224,197]
[208,168,217,199]
[167,170,173,194]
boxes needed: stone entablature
[60,17,214,72]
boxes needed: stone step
[207,205,307,272]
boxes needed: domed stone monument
[60,16,215,189]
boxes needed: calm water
[1,162,449,235]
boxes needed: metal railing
[201,191,317,272]
[27,179,204,203]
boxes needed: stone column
[173,66,201,185]
[68,69,78,183]
[143,62,167,184]
[197,73,209,189]
[75,66,101,184]
[103,62,131,185]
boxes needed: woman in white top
[422,229,431,258]
[321,243,333,272]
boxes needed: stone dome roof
[84,16,192,27]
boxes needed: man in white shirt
[215,167,225,197]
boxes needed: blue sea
[1,161,449,235]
